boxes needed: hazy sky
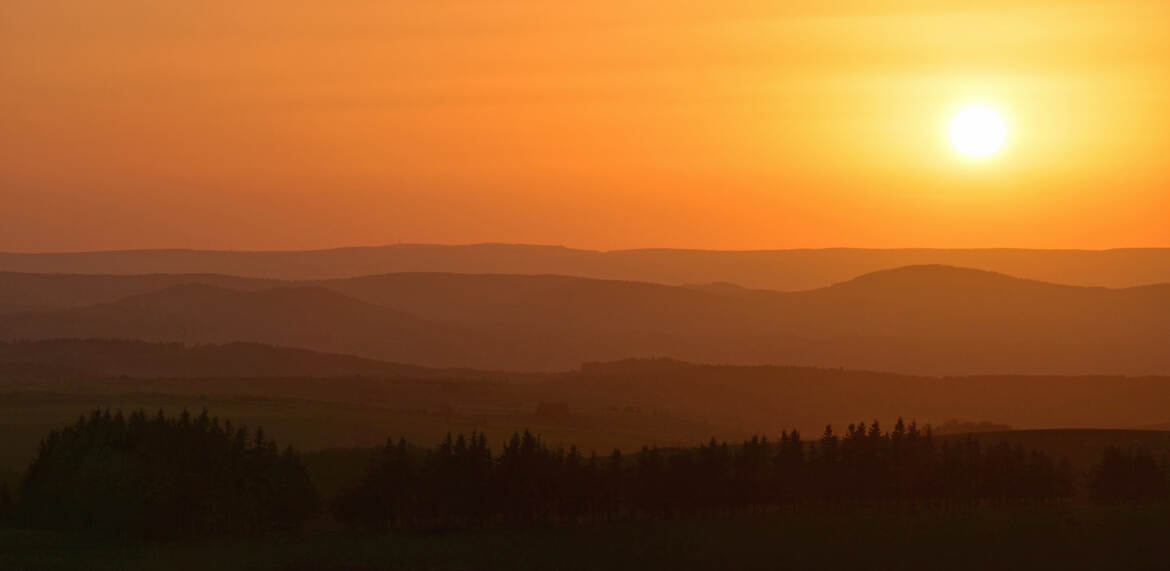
[2,1,1168,252]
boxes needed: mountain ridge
[4,340,1170,438]
[3,244,1170,290]
[0,265,1167,375]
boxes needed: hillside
[552,359,1170,436]
[0,285,492,368]
[0,339,496,380]
[315,266,1170,374]
[0,266,1168,374]
[3,244,1170,290]
[2,344,1170,474]
[0,271,281,314]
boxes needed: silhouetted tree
[330,419,1076,530]
[333,437,416,530]
[1090,446,1168,504]
[18,408,319,539]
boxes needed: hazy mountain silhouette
[0,284,490,367]
[0,272,280,314]
[3,244,1170,290]
[555,358,1170,435]
[315,272,728,329]
[0,266,1167,374]
[2,339,1169,435]
[311,266,1170,374]
[681,281,761,295]
[0,339,489,380]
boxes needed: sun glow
[950,106,1007,158]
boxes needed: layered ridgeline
[2,340,1170,436]
[1,266,1168,375]
[2,339,1169,483]
[0,338,503,380]
[2,244,1170,290]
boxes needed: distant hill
[0,338,490,380]
[3,341,1169,450]
[0,284,491,368]
[556,359,1170,437]
[944,430,1170,477]
[0,272,280,314]
[0,266,1168,374]
[2,244,1170,290]
[315,266,1170,374]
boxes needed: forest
[2,410,1167,541]
[6,410,318,539]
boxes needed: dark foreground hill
[0,266,1169,374]
[3,243,1170,290]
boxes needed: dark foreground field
[4,505,1169,571]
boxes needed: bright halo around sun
[949,106,1007,157]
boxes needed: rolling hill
[314,265,1170,374]
[0,266,1167,374]
[0,338,497,380]
[0,271,281,314]
[2,341,1169,468]
[0,284,490,368]
[3,244,1170,290]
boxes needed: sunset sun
[950,106,1007,157]
[5,1,1170,566]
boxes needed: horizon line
[4,242,1170,256]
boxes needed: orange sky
[2,1,1169,252]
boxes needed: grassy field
[2,505,1169,570]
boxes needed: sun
[949,106,1007,157]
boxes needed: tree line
[333,419,1086,530]
[10,409,318,539]
[1089,445,1169,503]
[1,411,1167,538]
